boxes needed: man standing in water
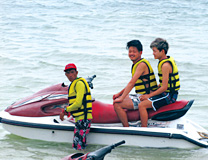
[60,63,92,150]
[113,40,158,127]
[139,38,180,127]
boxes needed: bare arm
[113,63,146,103]
[140,62,172,100]
[113,88,125,100]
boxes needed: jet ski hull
[1,111,208,149]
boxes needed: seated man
[113,40,158,127]
[139,38,180,127]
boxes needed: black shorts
[149,92,178,111]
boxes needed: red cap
[64,63,77,71]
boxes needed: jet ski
[0,75,208,149]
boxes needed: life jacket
[68,77,92,121]
[132,58,158,94]
[158,56,180,93]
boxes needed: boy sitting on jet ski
[139,38,180,127]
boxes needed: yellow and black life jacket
[158,56,180,93]
[68,77,92,121]
[132,58,158,94]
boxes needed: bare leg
[138,100,153,127]
[114,96,134,127]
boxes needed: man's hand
[113,97,124,103]
[113,93,120,100]
[139,94,150,101]
[60,112,65,121]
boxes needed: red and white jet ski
[0,75,208,149]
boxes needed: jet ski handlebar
[86,75,96,89]
[62,140,125,160]
[86,140,125,160]
[61,75,96,89]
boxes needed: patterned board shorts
[129,94,141,110]
[73,119,91,150]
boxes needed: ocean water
[1,0,208,159]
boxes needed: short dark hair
[126,40,143,52]
[150,38,169,54]
[64,68,76,72]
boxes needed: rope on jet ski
[198,132,208,139]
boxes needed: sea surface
[1,0,208,159]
